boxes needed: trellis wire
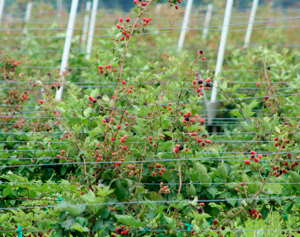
[0,195,299,211]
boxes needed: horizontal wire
[0,195,299,211]
[0,24,299,40]
[0,150,297,162]
[0,229,300,233]
[142,182,300,186]
[0,92,297,110]
[0,182,79,185]
[0,181,298,186]
[1,157,300,169]
[3,16,300,32]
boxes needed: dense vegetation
[1,0,300,237]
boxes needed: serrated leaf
[164,216,176,229]
[186,184,196,196]
[189,211,211,221]
[71,223,89,232]
[84,107,92,117]
[115,215,144,228]
[231,110,242,118]
[90,89,99,98]
[288,171,300,182]
[3,186,12,197]
[207,187,218,198]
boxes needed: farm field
[1,0,300,236]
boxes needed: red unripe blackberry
[245,160,250,164]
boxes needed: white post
[55,0,79,101]
[86,0,99,60]
[202,4,213,40]
[177,0,194,53]
[210,0,233,102]
[156,3,162,15]
[5,13,10,29]
[23,2,33,34]
[57,0,63,18]
[81,1,91,47]
[0,0,5,27]
[244,0,259,48]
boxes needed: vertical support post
[23,2,33,34]
[0,0,5,27]
[81,1,91,47]
[208,0,233,125]
[177,0,194,53]
[210,0,233,102]
[57,0,63,18]
[244,0,259,48]
[5,13,10,29]
[86,0,99,60]
[202,4,213,40]
[55,0,79,101]
[156,3,162,15]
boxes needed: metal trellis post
[55,0,79,101]
[208,0,233,125]
[202,4,213,40]
[81,1,92,47]
[244,0,259,48]
[57,0,63,18]
[23,2,33,34]
[86,0,99,60]
[0,0,5,27]
[177,0,194,52]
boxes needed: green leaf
[90,89,99,98]
[218,164,228,178]
[288,171,300,182]
[284,201,293,214]
[71,223,89,232]
[189,211,211,221]
[102,95,109,102]
[115,215,144,228]
[84,107,93,117]
[260,207,269,220]
[186,184,196,196]
[231,110,242,118]
[3,186,12,197]
[218,82,227,90]
[100,208,111,219]
[207,187,218,198]
[164,216,176,229]
[60,202,86,216]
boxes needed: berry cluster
[234,182,248,192]
[149,163,166,177]
[98,64,117,75]
[244,151,262,164]
[114,225,129,235]
[169,0,182,9]
[192,78,212,95]
[158,182,171,194]
[249,209,262,219]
